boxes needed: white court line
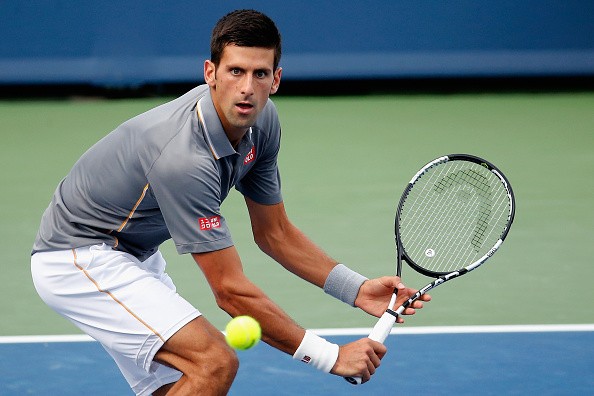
[1,324,593,344]
[313,324,594,336]
[0,334,94,344]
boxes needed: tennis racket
[345,154,515,385]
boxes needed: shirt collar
[196,91,252,160]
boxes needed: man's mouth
[236,102,254,112]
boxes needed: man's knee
[201,340,239,378]
[154,317,239,392]
[180,339,239,393]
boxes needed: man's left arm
[244,197,429,319]
[245,197,337,287]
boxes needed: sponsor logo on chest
[243,146,255,165]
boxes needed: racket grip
[344,312,397,385]
[368,311,398,343]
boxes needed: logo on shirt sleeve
[243,146,256,165]
[198,216,221,231]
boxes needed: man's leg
[153,317,239,395]
[31,245,235,395]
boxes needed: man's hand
[330,338,387,383]
[354,276,431,322]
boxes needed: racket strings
[416,163,508,272]
[399,160,511,274]
[421,170,502,272]
[409,164,484,272]
[438,179,509,273]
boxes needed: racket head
[395,154,515,277]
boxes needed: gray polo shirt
[33,85,282,261]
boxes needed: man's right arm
[191,246,386,382]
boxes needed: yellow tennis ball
[225,316,261,350]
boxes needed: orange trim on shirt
[196,101,220,160]
[71,248,165,342]
[117,183,149,232]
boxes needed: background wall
[1,1,593,87]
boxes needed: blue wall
[1,1,593,86]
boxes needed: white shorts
[31,244,201,396]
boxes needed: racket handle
[368,311,398,343]
[344,312,397,385]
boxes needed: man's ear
[270,67,282,95]
[204,60,216,88]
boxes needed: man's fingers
[371,340,387,360]
[362,340,384,383]
[368,350,382,371]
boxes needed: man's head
[210,9,282,71]
[205,10,283,143]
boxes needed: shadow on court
[1,330,592,395]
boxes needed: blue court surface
[1,325,592,395]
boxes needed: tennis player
[31,9,430,395]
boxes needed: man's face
[204,45,282,144]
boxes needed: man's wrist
[323,263,368,306]
[292,330,339,373]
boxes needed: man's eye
[256,71,266,78]
[231,68,241,75]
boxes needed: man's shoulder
[126,85,209,130]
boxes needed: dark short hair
[210,9,282,70]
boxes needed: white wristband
[292,330,339,373]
